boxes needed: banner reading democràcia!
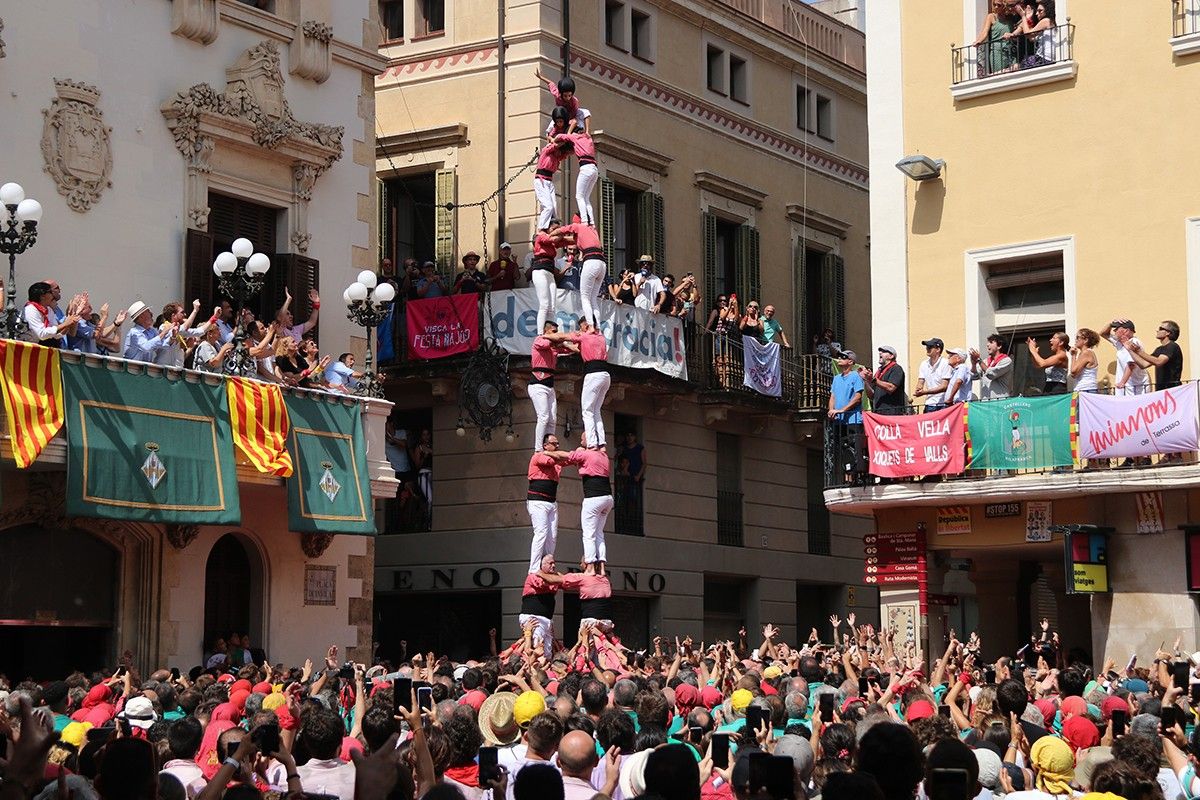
[863,404,965,478]
[406,295,480,360]
[487,289,688,380]
[742,336,781,397]
[1077,384,1200,459]
[967,394,1073,470]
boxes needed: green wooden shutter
[652,192,665,271]
[378,178,392,265]
[599,177,616,277]
[793,241,808,352]
[821,252,845,343]
[735,224,760,302]
[636,191,665,271]
[434,167,456,274]
[703,212,717,316]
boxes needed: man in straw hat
[123,300,176,363]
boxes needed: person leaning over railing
[1126,319,1184,391]
[1027,332,1071,395]
[969,334,1014,400]
[913,337,952,413]
[829,348,866,483]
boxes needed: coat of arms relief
[41,79,114,212]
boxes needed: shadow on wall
[911,179,946,235]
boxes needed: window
[985,254,1065,310]
[716,433,743,547]
[383,409,433,532]
[631,9,652,60]
[795,87,834,140]
[806,451,830,555]
[380,173,437,268]
[380,0,404,40]
[613,414,643,536]
[796,86,810,131]
[605,0,626,49]
[417,0,444,36]
[235,0,275,10]
[706,45,726,94]
[601,180,664,275]
[729,55,748,103]
[797,248,845,352]
[703,576,749,643]
[702,214,758,316]
[815,94,833,139]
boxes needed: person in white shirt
[160,717,208,799]
[1100,317,1151,395]
[295,708,357,800]
[23,282,80,346]
[123,301,176,363]
[943,348,974,405]
[914,337,953,412]
[633,256,663,311]
[155,300,218,368]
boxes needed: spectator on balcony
[386,420,412,483]
[760,305,791,348]
[1004,0,1058,68]
[969,334,1014,400]
[1026,332,1070,395]
[610,270,637,306]
[453,252,491,295]
[812,327,841,359]
[23,282,80,347]
[275,336,324,387]
[913,338,952,412]
[400,258,422,301]
[155,301,218,368]
[656,275,679,315]
[194,324,235,374]
[488,243,520,291]
[942,348,974,405]
[62,294,100,353]
[122,300,175,363]
[325,353,365,393]
[275,287,321,344]
[676,274,701,323]
[829,350,864,425]
[710,295,739,388]
[634,256,663,311]
[739,301,765,342]
[90,303,128,355]
[417,261,448,299]
[1100,318,1151,395]
[1126,320,1184,391]
[972,0,1017,75]
[858,346,906,415]
[215,300,235,345]
[618,431,646,493]
[1069,328,1100,392]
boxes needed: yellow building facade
[841,0,1200,663]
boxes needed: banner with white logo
[742,336,782,397]
[486,289,687,380]
[1077,384,1199,458]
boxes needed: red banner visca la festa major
[406,295,479,360]
[864,405,966,478]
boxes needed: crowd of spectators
[1,615,1195,800]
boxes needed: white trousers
[532,269,557,334]
[534,177,557,231]
[576,164,599,225]
[581,494,613,562]
[581,371,610,447]
[579,258,607,328]
[518,613,554,660]
[526,499,558,572]
[527,382,557,452]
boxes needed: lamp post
[343,270,394,399]
[0,182,44,340]
[212,237,270,375]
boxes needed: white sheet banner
[486,288,687,380]
[1077,384,1200,458]
[742,336,782,397]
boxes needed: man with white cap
[488,243,520,291]
[858,346,906,415]
[942,348,973,406]
[123,301,176,363]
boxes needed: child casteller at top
[536,69,592,138]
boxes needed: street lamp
[895,154,946,182]
[213,237,270,375]
[0,182,43,340]
[343,270,394,399]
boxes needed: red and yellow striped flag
[227,377,294,477]
[0,340,65,468]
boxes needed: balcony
[708,0,865,72]
[1172,0,1200,55]
[379,292,834,418]
[950,21,1076,101]
[822,386,1200,516]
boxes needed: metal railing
[823,382,1197,489]
[952,21,1074,85]
[1175,0,1200,37]
[717,489,744,546]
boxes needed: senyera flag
[0,340,64,468]
[406,295,479,360]
[227,378,294,476]
[863,404,966,478]
[1077,384,1200,459]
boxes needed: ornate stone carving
[170,0,219,45]
[41,79,113,213]
[292,21,333,84]
[165,523,201,550]
[186,136,215,230]
[0,473,66,530]
[301,532,334,558]
[290,161,318,253]
[290,230,312,252]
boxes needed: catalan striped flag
[226,377,294,476]
[0,340,65,468]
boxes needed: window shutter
[378,178,392,265]
[599,176,616,277]
[185,228,215,312]
[636,192,654,270]
[793,241,808,352]
[702,212,717,316]
[821,252,845,343]
[734,223,760,302]
[434,168,456,274]
[652,192,665,270]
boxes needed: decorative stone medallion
[41,79,113,212]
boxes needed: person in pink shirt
[530,223,567,334]
[526,433,573,573]
[528,321,577,453]
[534,125,571,232]
[536,70,591,135]
[565,319,610,446]
[554,132,598,227]
[554,222,606,330]
[566,431,613,570]
[520,554,565,660]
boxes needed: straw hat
[478,691,520,746]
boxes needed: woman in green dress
[973,0,1017,76]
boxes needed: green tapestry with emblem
[62,360,241,524]
[284,392,375,534]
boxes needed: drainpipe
[497,0,507,244]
